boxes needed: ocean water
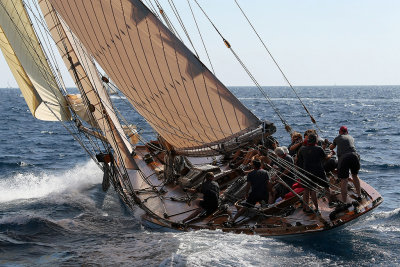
[0,86,399,266]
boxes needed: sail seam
[117,0,190,148]
[142,11,210,146]
[165,0,236,138]
[146,1,228,145]
[99,0,184,147]
[150,15,216,144]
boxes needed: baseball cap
[339,126,348,133]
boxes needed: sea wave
[0,161,102,203]
[362,163,400,171]
[366,208,400,222]
[0,233,31,247]
[354,208,400,235]
[0,214,67,235]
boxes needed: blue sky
[1,0,399,87]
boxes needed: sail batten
[49,0,261,150]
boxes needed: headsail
[49,0,261,153]
[0,0,70,121]
[39,0,136,169]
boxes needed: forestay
[49,0,261,153]
[0,0,70,121]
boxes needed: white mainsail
[48,0,261,152]
[39,0,136,169]
[0,0,70,121]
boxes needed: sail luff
[49,0,261,151]
[39,0,137,169]
[0,0,70,121]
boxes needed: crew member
[330,126,361,203]
[230,159,270,223]
[182,172,220,223]
[297,133,333,213]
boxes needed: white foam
[366,208,400,221]
[40,130,54,135]
[369,225,400,233]
[161,230,326,267]
[0,160,102,203]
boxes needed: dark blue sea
[0,86,399,266]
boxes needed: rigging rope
[233,0,322,133]
[268,155,323,192]
[146,0,244,141]
[34,1,136,174]
[268,151,340,191]
[142,0,161,20]
[167,0,200,58]
[119,0,241,149]
[192,0,292,133]
[186,0,215,75]
[29,0,66,93]
[154,2,236,142]
[6,1,108,169]
[153,0,183,42]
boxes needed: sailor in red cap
[330,126,362,203]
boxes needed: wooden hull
[121,146,383,238]
[141,191,382,237]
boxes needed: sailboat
[0,0,382,237]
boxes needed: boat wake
[0,161,102,203]
[160,229,354,266]
[156,206,398,267]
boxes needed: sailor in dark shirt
[297,133,333,213]
[330,126,361,203]
[199,174,220,214]
[230,159,270,223]
[182,172,220,223]
[245,159,270,205]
